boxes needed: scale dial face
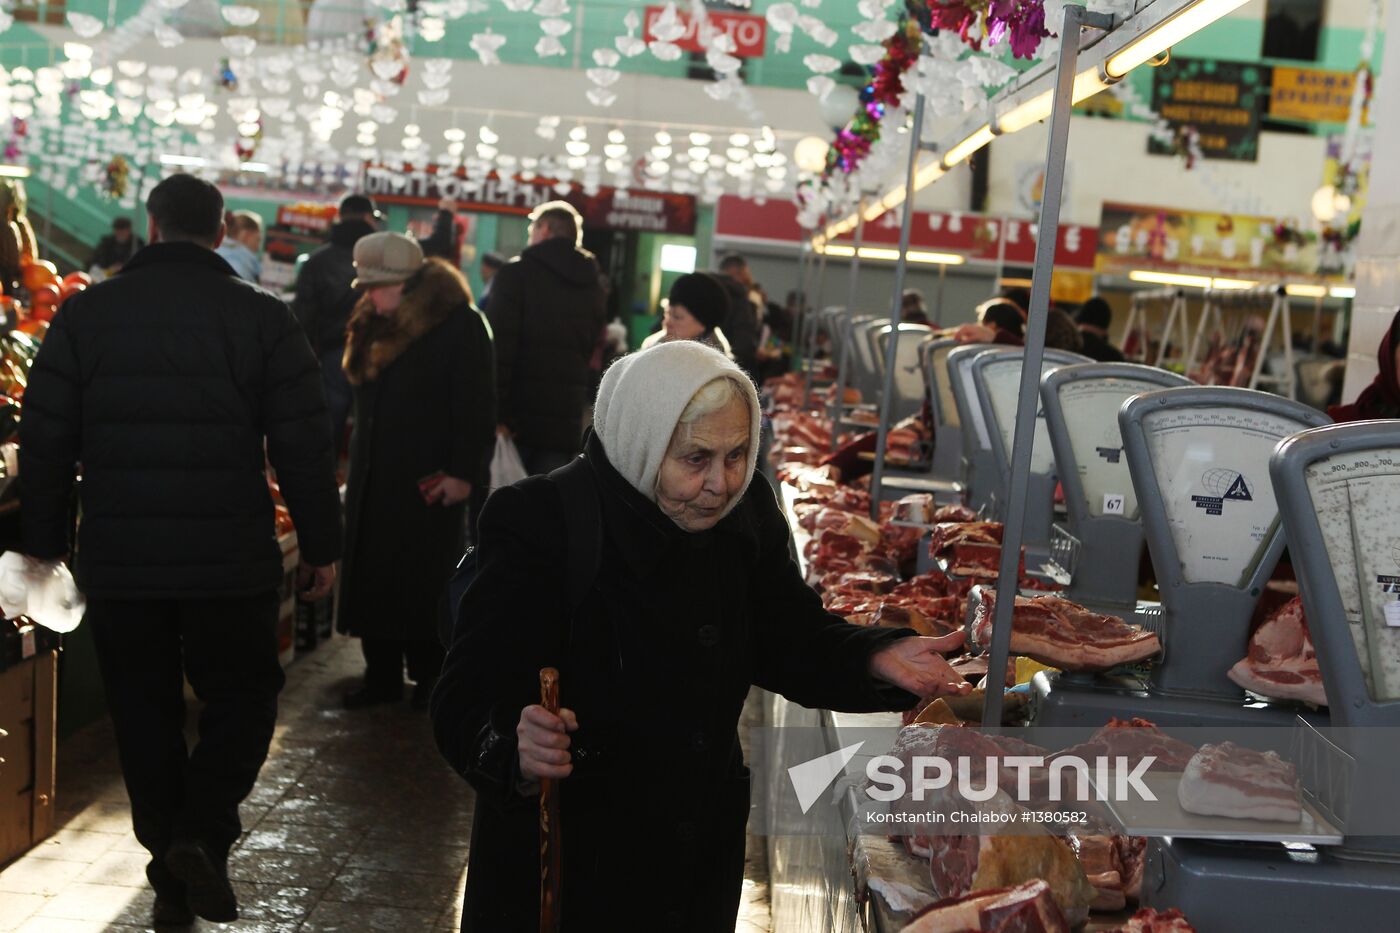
[1303,448,1400,701]
[1058,377,1166,520]
[932,345,960,429]
[1141,406,1310,587]
[983,358,1065,475]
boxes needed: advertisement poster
[1148,58,1268,162]
[1271,66,1362,124]
[1094,201,1330,280]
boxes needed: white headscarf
[592,341,761,513]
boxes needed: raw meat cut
[1227,597,1328,707]
[926,822,1093,927]
[1066,834,1127,912]
[872,603,966,642]
[900,880,1070,933]
[933,503,979,524]
[820,569,898,596]
[893,493,935,525]
[930,522,1023,579]
[972,591,1162,672]
[1050,719,1197,773]
[1177,741,1301,823]
[1104,907,1197,932]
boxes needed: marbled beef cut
[1105,907,1197,932]
[1227,597,1328,706]
[972,591,1161,671]
[900,880,1070,932]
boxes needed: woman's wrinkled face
[367,282,405,315]
[656,397,751,532]
[663,301,706,341]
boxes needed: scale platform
[1028,670,1329,730]
[1142,839,1400,931]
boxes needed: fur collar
[343,258,471,385]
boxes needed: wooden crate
[0,650,57,864]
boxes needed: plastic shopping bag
[490,435,529,490]
[0,551,85,633]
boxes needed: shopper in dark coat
[292,193,380,455]
[340,233,496,709]
[718,253,761,378]
[1076,297,1125,363]
[20,174,341,927]
[433,341,970,933]
[87,216,144,275]
[486,200,606,474]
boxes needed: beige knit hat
[593,341,760,516]
[352,232,423,287]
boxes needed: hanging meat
[899,880,1070,933]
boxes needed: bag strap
[546,452,603,613]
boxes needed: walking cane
[539,667,562,933]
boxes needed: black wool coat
[291,218,375,357]
[339,260,496,641]
[432,432,918,932]
[485,237,606,454]
[20,242,342,597]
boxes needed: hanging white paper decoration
[422,71,452,89]
[848,44,884,65]
[707,51,742,75]
[541,17,571,37]
[151,25,183,48]
[502,0,534,10]
[806,75,835,100]
[705,82,733,101]
[67,13,104,38]
[649,4,686,42]
[852,18,897,42]
[616,35,646,57]
[650,42,682,62]
[587,88,618,107]
[804,54,840,74]
[766,3,799,52]
[592,48,621,68]
[223,5,260,27]
[223,35,258,57]
[534,0,570,15]
[536,36,566,57]
[149,65,179,84]
[116,60,147,77]
[799,17,838,46]
[419,18,446,41]
[586,67,621,87]
[470,30,507,65]
[0,12,13,34]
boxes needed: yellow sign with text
[1270,67,1360,124]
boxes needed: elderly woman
[433,341,966,931]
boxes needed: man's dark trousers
[87,591,283,896]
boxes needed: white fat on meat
[1177,742,1302,823]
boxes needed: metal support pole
[802,237,831,410]
[935,261,947,328]
[792,240,812,375]
[828,197,867,450]
[981,4,1110,728]
[870,100,926,520]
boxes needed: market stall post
[869,95,926,520]
[792,238,812,375]
[827,196,868,451]
[802,238,832,410]
[982,3,1114,728]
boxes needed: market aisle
[0,634,773,932]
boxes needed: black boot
[165,840,238,923]
[152,894,195,927]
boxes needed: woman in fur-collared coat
[339,233,496,709]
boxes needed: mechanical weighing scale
[1039,362,1192,613]
[1143,421,1400,930]
[870,337,966,503]
[969,347,1091,568]
[1030,386,1330,729]
[945,343,1001,513]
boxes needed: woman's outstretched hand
[868,635,973,698]
[517,704,580,781]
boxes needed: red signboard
[713,196,1098,270]
[362,165,697,235]
[643,5,767,58]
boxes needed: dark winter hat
[668,272,730,332]
[1077,297,1112,330]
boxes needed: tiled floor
[0,635,772,932]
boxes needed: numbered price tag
[1102,493,1126,516]
[1385,602,1400,629]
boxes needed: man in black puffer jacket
[292,192,379,456]
[19,174,342,928]
[486,200,607,474]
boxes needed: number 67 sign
[1102,493,1126,516]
